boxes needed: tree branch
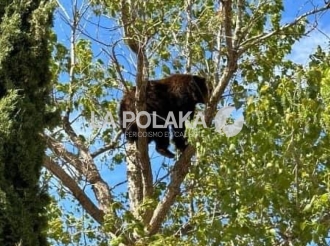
[135,48,154,223]
[120,0,154,223]
[184,0,193,73]
[43,133,84,175]
[120,0,139,53]
[44,157,134,245]
[44,156,104,224]
[44,131,113,218]
[91,130,122,158]
[120,0,145,219]
[61,116,113,212]
[126,142,143,218]
[239,3,330,55]
[205,0,239,126]
[148,145,195,235]
[223,0,234,57]
[233,0,244,49]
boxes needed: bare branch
[238,1,267,44]
[111,42,129,91]
[46,133,113,210]
[44,157,104,224]
[239,3,330,55]
[44,158,133,244]
[101,44,130,92]
[174,222,194,238]
[43,133,85,175]
[62,116,113,211]
[91,130,122,158]
[55,0,70,20]
[148,145,195,235]
[316,26,330,40]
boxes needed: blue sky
[283,1,330,63]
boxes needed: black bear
[119,74,208,158]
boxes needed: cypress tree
[0,1,55,245]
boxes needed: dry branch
[44,157,104,224]
[239,3,330,55]
[148,145,196,234]
[43,130,113,213]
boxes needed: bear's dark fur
[119,74,208,158]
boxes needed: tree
[45,0,330,245]
[0,1,55,245]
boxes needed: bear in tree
[119,74,209,158]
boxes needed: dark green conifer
[0,1,55,245]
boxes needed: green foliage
[0,90,19,136]
[182,51,330,245]
[47,200,72,245]
[0,0,56,245]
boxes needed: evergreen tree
[0,1,55,245]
